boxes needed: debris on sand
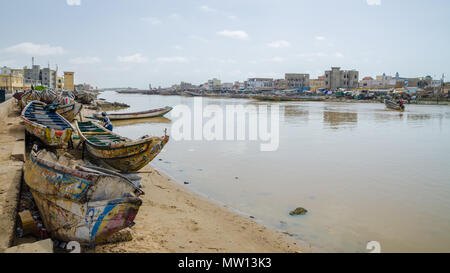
[289,207,308,216]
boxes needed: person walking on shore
[101,112,113,131]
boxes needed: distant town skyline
[0,0,449,88]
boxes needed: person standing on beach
[102,112,113,131]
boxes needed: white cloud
[267,40,291,48]
[199,5,216,13]
[367,0,381,5]
[5,42,65,56]
[117,53,148,63]
[228,15,238,20]
[70,56,101,65]
[172,45,183,50]
[315,36,326,41]
[271,57,284,62]
[297,52,327,58]
[168,13,182,20]
[156,56,188,63]
[335,52,344,58]
[140,17,162,25]
[66,0,81,6]
[217,30,248,40]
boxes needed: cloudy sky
[0,0,449,88]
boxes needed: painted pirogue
[20,90,41,109]
[75,121,169,173]
[21,101,73,147]
[92,106,173,121]
[384,99,405,112]
[24,147,144,245]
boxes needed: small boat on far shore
[384,99,405,111]
[92,106,172,121]
[21,101,73,147]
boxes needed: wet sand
[93,165,302,253]
[82,104,302,253]
[0,99,24,252]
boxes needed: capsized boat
[384,99,405,111]
[24,147,143,245]
[92,106,173,121]
[75,120,169,173]
[21,101,73,147]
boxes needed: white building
[247,78,273,90]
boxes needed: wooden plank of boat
[384,99,405,111]
[57,103,83,122]
[75,120,170,173]
[93,106,173,121]
[24,148,143,245]
[21,101,74,147]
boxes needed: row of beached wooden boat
[19,99,170,246]
[17,90,83,122]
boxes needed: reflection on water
[99,92,450,253]
[323,112,358,130]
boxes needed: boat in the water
[75,120,169,173]
[20,90,41,109]
[92,106,172,121]
[384,99,405,111]
[24,147,143,245]
[21,101,73,147]
[56,102,83,122]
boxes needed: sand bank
[0,99,24,252]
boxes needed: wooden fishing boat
[40,89,58,104]
[20,90,41,109]
[24,147,143,245]
[21,101,73,147]
[92,106,172,120]
[75,120,169,172]
[56,102,83,122]
[384,99,405,111]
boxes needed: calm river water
[99,91,450,253]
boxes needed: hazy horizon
[1,0,449,88]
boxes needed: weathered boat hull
[24,150,143,202]
[86,136,169,172]
[76,121,169,173]
[21,101,73,147]
[31,190,141,245]
[57,103,83,122]
[93,106,173,120]
[24,149,144,245]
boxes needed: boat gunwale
[102,106,172,117]
[21,100,74,132]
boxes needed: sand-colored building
[57,76,64,90]
[285,73,310,89]
[310,78,326,90]
[325,67,359,90]
[64,72,75,91]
